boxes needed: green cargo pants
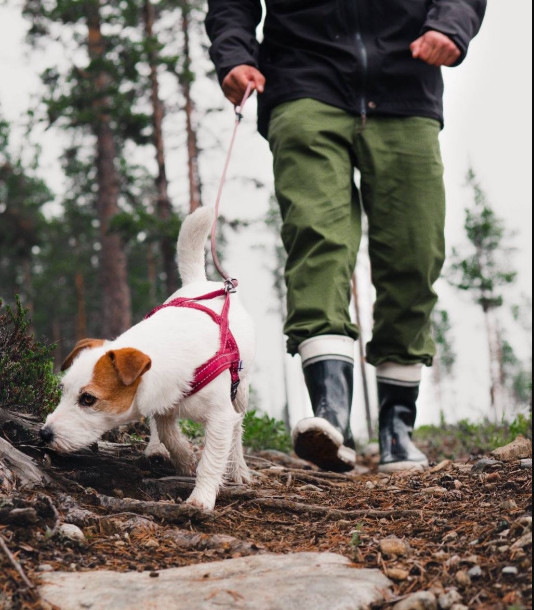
[268,99,446,366]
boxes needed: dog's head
[40,339,151,452]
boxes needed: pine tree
[448,168,517,419]
[0,117,53,318]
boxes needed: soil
[0,422,532,610]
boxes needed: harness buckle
[224,278,238,293]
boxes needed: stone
[387,568,410,582]
[491,435,532,461]
[520,458,532,469]
[380,537,411,558]
[502,566,519,577]
[467,566,483,579]
[455,570,471,586]
[510,532,532,551]
[471,458,501,473]
[421,487,448,495]
[58,523,85,542]
[438,588,462,609]
[393,591,437,610]
[39,552,393,610]
[501,499,519,511]
[450,605,469,610]
[443,531,458,543]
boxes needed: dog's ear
[62,338,106,371]
[107,348,152,386]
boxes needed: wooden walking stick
[351,273,374,440]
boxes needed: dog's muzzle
[39,426,54,444]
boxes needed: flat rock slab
[39,552,392,610]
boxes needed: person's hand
[222,65,266,106]
[410,30,461,67]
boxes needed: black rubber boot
[293,360,356,472]
[378,382,429,473]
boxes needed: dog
[40,206,255,511]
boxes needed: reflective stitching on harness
[145,289,241,400]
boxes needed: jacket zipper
[353,1,368,126]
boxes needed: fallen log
[88,491,215,524]
[0,437,51,491]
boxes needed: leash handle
[211,82,254,291]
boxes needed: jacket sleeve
[205,0,263,84]
[424,0,487,65]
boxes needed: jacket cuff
[422,23,468,66]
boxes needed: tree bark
[87,1,132,339]
[180,5,203,213]
[75,271,87,340]
[143,0,178,295]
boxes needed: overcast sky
[0,1,532,436]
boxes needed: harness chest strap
[145,289,241,400]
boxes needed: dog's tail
[177,206,215,285]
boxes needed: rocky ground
[0,409,532,610]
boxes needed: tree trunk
[146,242,157,305]
[75,272,87,340]
[484,307,505,421]
[180,5,203,213]
[143,0,178,295]
[87,2,131,339]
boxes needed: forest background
[0,0,532,441]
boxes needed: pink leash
[210,82,254,292]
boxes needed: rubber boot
[378,381,429,473]
[293,359,356,472]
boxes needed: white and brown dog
[40,206,255,511]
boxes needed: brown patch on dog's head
[62,338,106,371]
[82,348,152,414]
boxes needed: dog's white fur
[42,207,255,510]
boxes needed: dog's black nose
[39,427,54,444]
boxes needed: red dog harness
[145,289,241,400]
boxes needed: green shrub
[243,409,292,453]
[178,409,293,454]
[0,296,61,417]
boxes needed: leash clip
[224,278,238,293]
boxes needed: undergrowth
[179,410,292,454]
[0,297,61,416]
[414,412,532,460]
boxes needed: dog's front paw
[144,440,171,461]
[227,465,252,485]
[186,490,216,512]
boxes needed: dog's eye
[79,393,97,407]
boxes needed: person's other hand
[410,31,461,67]
[222,65,266,105]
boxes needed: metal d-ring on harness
[146,84,254,401]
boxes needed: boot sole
[293,419,355,473]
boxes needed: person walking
[206,0,486,473]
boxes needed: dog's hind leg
[154,412,196,476]
[186,401,238,511]
[226,414,250,484]
[144,417,171,460]
[226,381,250,484]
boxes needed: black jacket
[206,0,486,138]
